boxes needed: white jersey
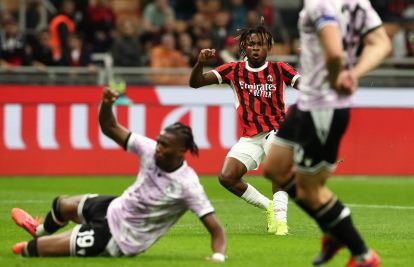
[298,0,382,110]
[106,133,214,256]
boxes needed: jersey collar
[160,161,188,176]
[246,61,268,72]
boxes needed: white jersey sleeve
[306,0,338,31]
[183,179,215,218]
[357,0,382,36]
[126,133,156,157]
[306,0,382,34]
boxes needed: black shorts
[70,194,121,257]
[276,105,350,174]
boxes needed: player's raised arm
[189,49,219,88]
[99,87,131,149]
[201,213,227,262]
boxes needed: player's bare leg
[218,157,249,197]
[264,144,294,187]
[219,157,275,232]
[57,195,84,223]
[12,195,85,238]
[36,195,84,236]
[219,157,270,207]
[37,230,72,256]
[295,171,332,211]
[295,171,375,265]
[13,229,72,257]
[12,195,87,257]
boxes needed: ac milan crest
[266,74,273,83]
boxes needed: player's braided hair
[237,17,274,58]
[165,122,199,156]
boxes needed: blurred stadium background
[0,0,412,176]
[0,1,413,266]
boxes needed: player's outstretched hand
[198,49,216,64]
[102,87,119,105]
[205,253,226,263]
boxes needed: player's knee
[295,186,310,204]
[58,196,81,220]
[296,187,320,210]
[57,196,70,211]
[50,196,66,222]
[218,173,229,187]
[218,172,237,188]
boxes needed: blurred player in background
[263,0,391,266]
[11,87,227,262]
[189,19,300,236]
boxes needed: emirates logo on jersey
[266,74,273,83]
[239,81,276,98]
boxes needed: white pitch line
[210,200,414,210]
[1,200,414,210]
[0,200,49,203]
[347,203,414,210]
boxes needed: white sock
[273,191,288,223]
[241,184,270,209]
[35,224,48,236]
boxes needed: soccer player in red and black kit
[189,20,300,235]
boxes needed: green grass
[1,176,413,267]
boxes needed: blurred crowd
[0,0,413,74]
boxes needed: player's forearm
[326,56,343,89]
[99,102,119,136]
[319,24,344,89]
[352,43,391,79]
[189,61,205,88]
[352,27,391,79]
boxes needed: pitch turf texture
[1,176,413,267]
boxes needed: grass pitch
[0,176,413,267]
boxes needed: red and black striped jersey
[211,61,300,137]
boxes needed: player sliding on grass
[263,0,391,266]
[189,18,300,235]
[11,87,227,262]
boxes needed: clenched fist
[101,87,119,105]
[198,49,216,64]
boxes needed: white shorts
[227,130,278,171]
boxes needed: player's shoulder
[127,132,156,154]
[217,61,239,69]
[270,61,287,65]
[350,0,377,11]
[303,0,338,16]
[270,61,295,69]
[130,133,156,147]
[183,164,199,182]
[178,165,202,186]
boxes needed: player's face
[245,33,269,67]
[154,132,185,171]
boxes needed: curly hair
[237,17,274,58]
[164,122,199,156]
